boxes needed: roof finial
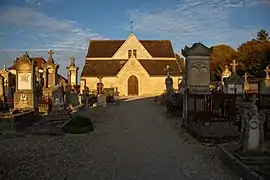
[130,21,134,33]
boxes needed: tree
[209,44,236,81]
[257,29,269,42]
[236,39,270,78]
[175,53,185,73]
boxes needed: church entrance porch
[127,75,139,96]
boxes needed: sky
[0,0,270,77]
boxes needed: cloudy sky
[0,0,269,77]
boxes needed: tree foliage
[236,40,270,78]
[175,53,185,73]
[210,44,236,81]
[257,29,269,42]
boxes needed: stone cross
[48,49,54,59]
[264,66,270,79]
[244,72,248,82]
[70,56,75,66]
[230,60,238,73]
[98,76,103,82]
[164,65,172,77]
[3,64,6,70]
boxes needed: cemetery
[158,42,270,179]
[0,45,270,179]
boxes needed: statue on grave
[164,65,173,93]
[221,65,231,86]
[244,72,250,93]
[97,76,104,94]
[264,66,270,79]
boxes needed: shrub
[63,116,94,134]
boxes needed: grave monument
[223,60,244,94]
[66,56,79,86]
[181,43,212,94]
[13,52,37,111]
[96,76,107,107]
[42,50,59,96]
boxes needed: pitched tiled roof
[57,74,68,84]
[81,60,127,77]
[86,40,175,58]
[139,60,181,76]
[8,56,46,70]
[81,59,182,77]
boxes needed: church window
[133,50,137,58]
[128,50,132,58]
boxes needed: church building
[81,33,182,96]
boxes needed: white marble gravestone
[238,101,265,153]
[97,94,107,107]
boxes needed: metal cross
[70,56,75,66]
[130,21,134,33]
[48,49,54,59]
[230,60,238,73]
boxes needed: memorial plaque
[235,84,243,93]
[228,84,235,94]
[18,72,31,90]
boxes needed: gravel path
[0,97,239,180]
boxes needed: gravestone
[48,85,70,120]
[238,102,266,153]
[52,85,65,111]
[181,43,212,94]
[224,60,244,94]
[42,50,59,92]
[66,56,79,86]
[13,52,37,111]
[96,77,107,107]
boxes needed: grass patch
[63,116,94,134]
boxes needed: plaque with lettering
[228,84,235,94]
[236,84,243,94]
[18,72,31,90]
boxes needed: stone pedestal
[97,94,106,107]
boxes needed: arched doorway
[127,75,139,96]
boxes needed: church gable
[117,57,149,77]
[85,34,176,58]
[112,33,152,59]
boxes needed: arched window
[128,50,132,58]
[133,50,137,58]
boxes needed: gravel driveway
[0,97,239,180]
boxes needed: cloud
[127,0,269,51]
[0,6,106,50]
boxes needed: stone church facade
[81,33,182,96]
